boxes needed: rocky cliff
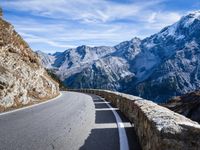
[0,13,59,111]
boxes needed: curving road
[0,91,141,150]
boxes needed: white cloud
[1,0,166,23]
[20,32,76,48]
[145,11,181,30]
[1,0,185,52]
[148,12,157,23]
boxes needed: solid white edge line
[0,92,63,116]
[101,97,129,150]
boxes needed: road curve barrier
[69,89,200,150]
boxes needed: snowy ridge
[38,11,200,102]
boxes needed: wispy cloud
[0,0,196,52]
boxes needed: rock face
[0,14,59,111]
[39,11,200,103]
[73,89,200,150]
[165,90,200,123]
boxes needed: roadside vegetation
[46,69,67,91]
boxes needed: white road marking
[94,123,117,129]
[94,122,132,129]
[0,92,62,116]
[94,101,111,104]
[100,97,129,150]
[95,108,119,111]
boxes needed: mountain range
[37,11,200,103]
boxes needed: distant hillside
[46,69,67,90]
[164,91,200,123]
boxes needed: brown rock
[0,11,59,110]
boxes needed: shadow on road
[94,103,109,109]
[79,94,141,150]
[95,110,117,123]
[80,127,119,150]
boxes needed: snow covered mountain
[37,11,200,103]
[128,11,200,102]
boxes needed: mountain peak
[179,10,200,28]
[188,10,200,19]
[77,45,88,49]
[155,10,200,40]
[130,37,141,43]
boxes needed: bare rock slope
[0,14,59,111]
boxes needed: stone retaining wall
[72,89,200,150]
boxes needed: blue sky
[1,0,200,53]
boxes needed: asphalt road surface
[0,91,141,150]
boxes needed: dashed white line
[94,101,111,104]
[100,97,129,150]
[95,108,119,111]
[94,123,117,129]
